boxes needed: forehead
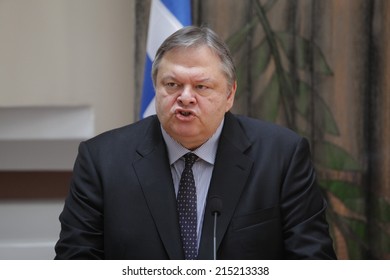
[167,45,219,60]
[158,46,224,75]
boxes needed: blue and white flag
[140,0,192,119]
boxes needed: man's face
[155,45,236,150]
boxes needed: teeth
[181,111,190,116]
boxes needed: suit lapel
[132,117,184,259]
[198,113,253,259]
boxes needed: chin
[171,123,197,134]
[173,131,199,141]
[171,130,201,144]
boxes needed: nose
[177,86,196,106]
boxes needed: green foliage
[251,40,271,77]
[377,198,390,223]
[319,180,365,215]
[341,217,368,259]
[258,73,280,121]
[315,141,361,171]
[295,80,340,135]
[227,0,390,259]
[275,32,333,75]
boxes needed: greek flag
[140,0,192,119]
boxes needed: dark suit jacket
[55,112,336,259]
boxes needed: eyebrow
[194,78,214,84]
[160,75,215,84]
[160,75,178,82]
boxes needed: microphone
[209,196,222,260]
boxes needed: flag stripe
[140,0,191,119]
[160,0,192,26]
[146,0,183,59]
[140,57,154,117]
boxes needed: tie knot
[184,153,198,168]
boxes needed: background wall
[133,0,390,259]
[0,0,135,134]
[185,0,390,259]
[1,0,389,260]
[0,0,135,259]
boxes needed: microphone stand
[213,211,218,260]
[209,195,222,260]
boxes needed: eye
[195,84,208,90]
[166,82,178,88]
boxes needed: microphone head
[209,196,223,216]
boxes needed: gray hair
[151,26,236,89]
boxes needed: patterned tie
[177,153,198,260]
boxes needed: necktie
[177,153,198,260]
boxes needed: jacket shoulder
[233,114,301,142]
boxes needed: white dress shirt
[161,120,224,249]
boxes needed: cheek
[206,96,231,114]
[225,98,234,112]
[156,93,173,111]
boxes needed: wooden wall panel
[134,0,390,259]
[0,171,71,200]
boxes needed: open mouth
[175,109,195,119]
[180,111,192,116]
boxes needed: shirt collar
[161,119,224,165]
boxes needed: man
[55,26,336,259]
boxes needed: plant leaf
[295,80,340,135]
[258,73,280,121]
[234,60,248,98]
[315,140,362,171]
[251,39,271,77]
[226,19,257,53]
[319,179,365,215]
[295,80,311,115]
[275,32,333,75]
[376,198,390,223]
[313,43,334,75]
[314,93,340,135]
[341,217,367,259]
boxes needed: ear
[225,80,237,112]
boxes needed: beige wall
[0,0,136,135]
[0,0,136,259]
